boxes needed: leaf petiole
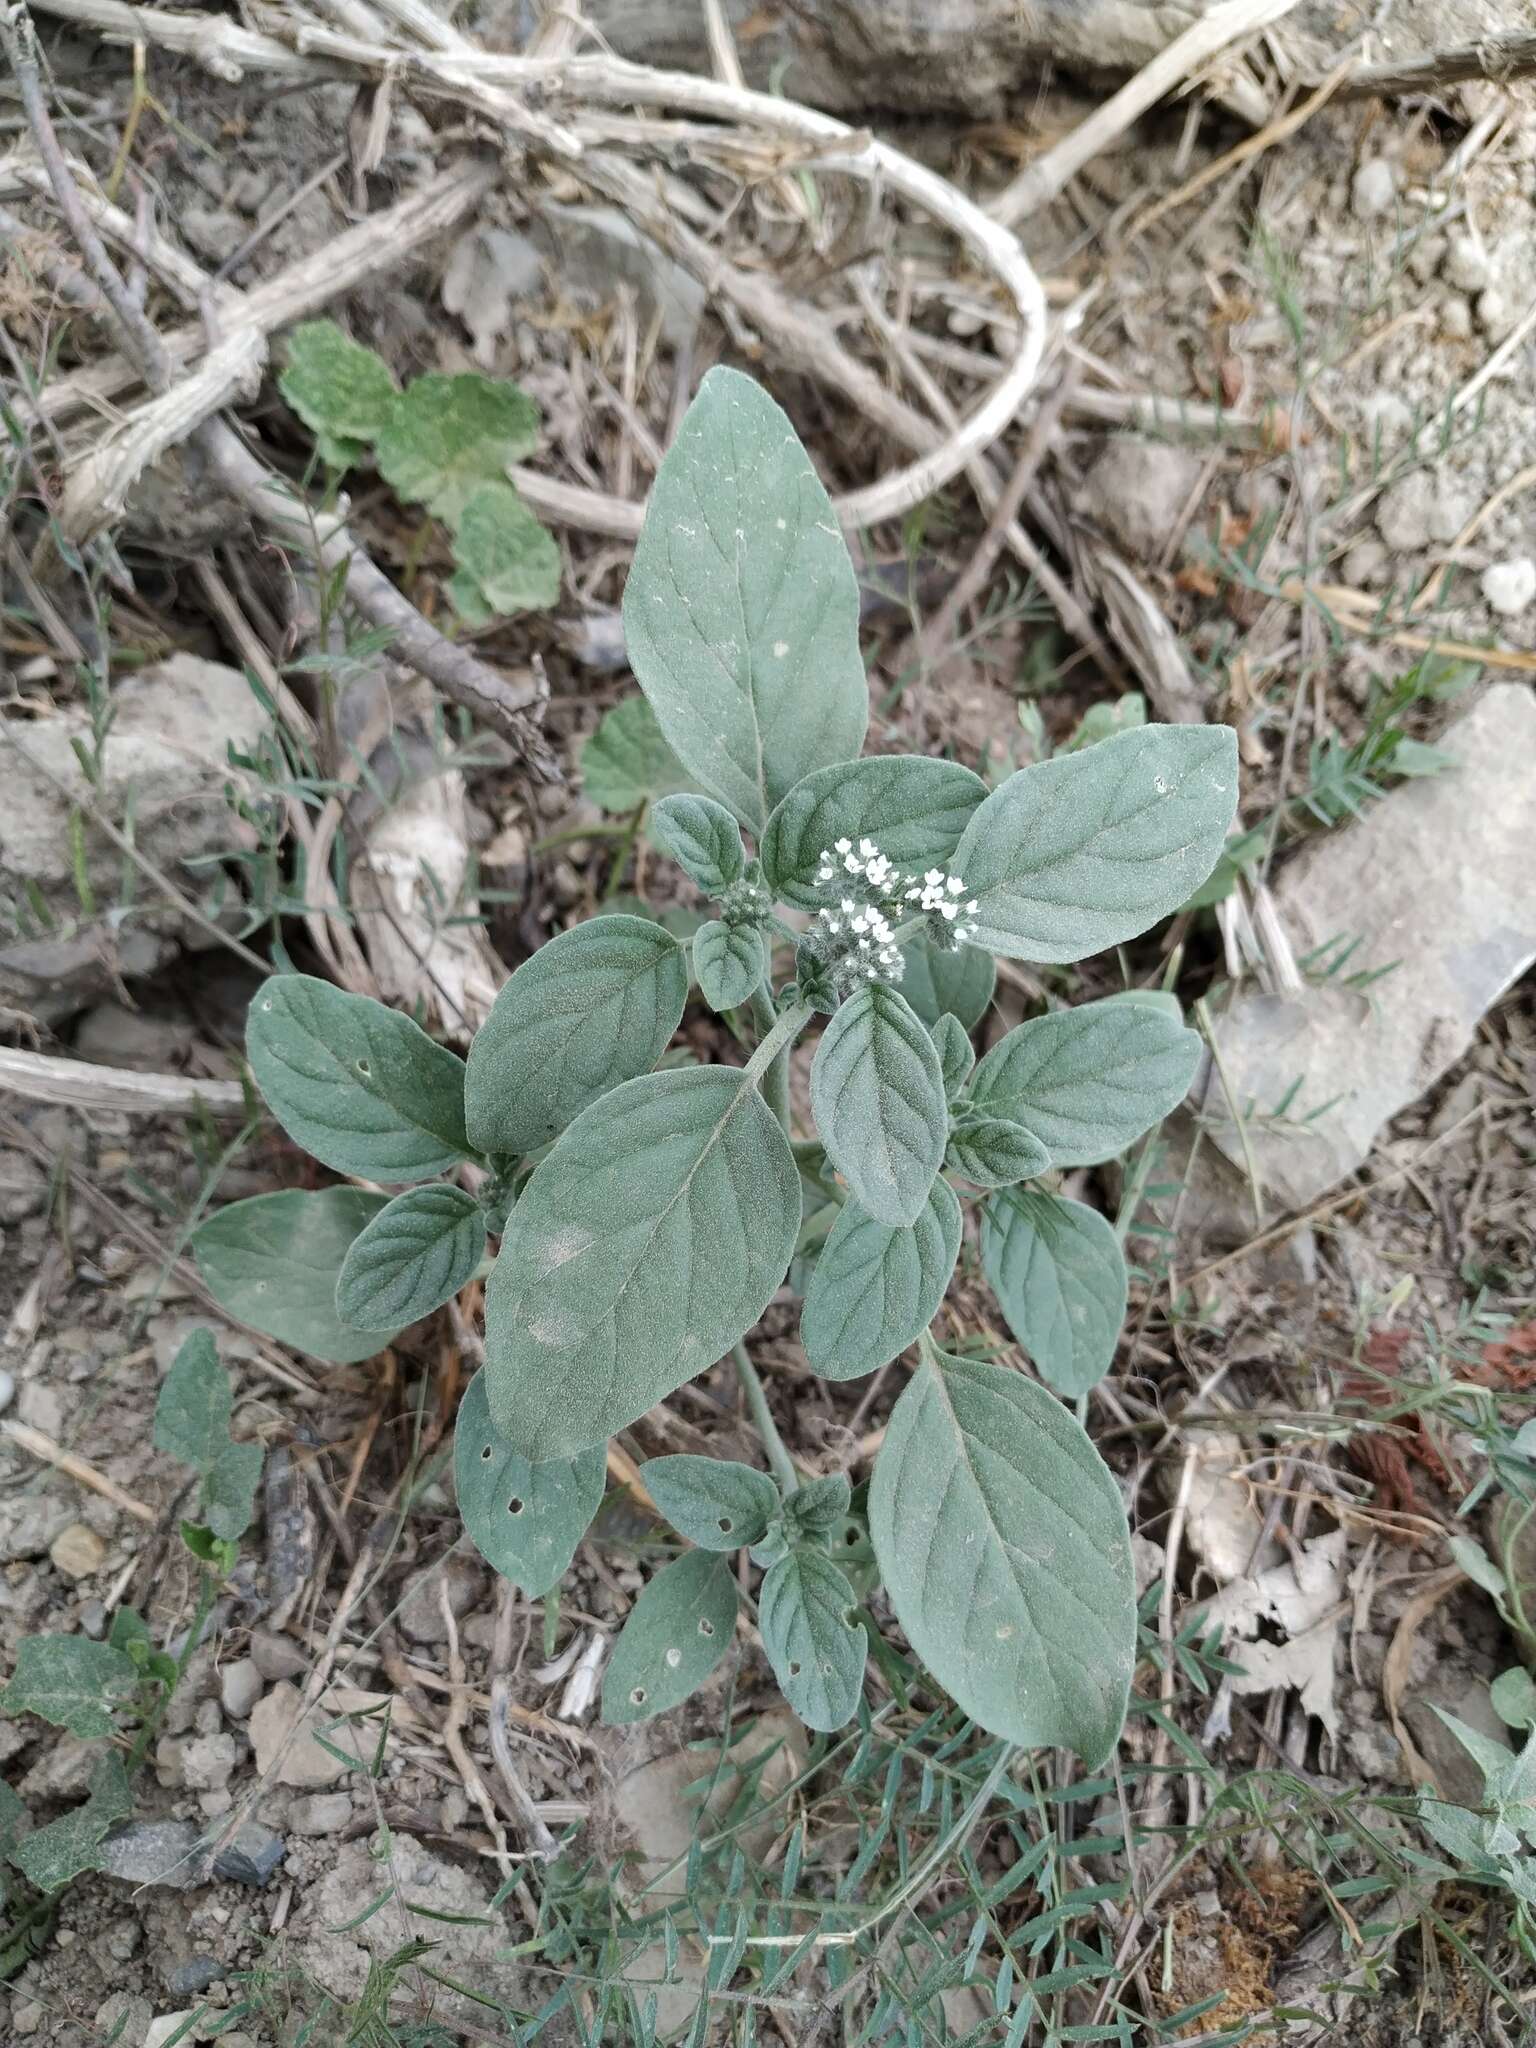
[731,1341,799,1496]
[744,999,812,1085]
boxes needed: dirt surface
[2,6,1535,2044]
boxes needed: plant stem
[127,1563,218,1775]
[750,986,792,1133]
[745,998,811,1085]
[732,1341,799,1495]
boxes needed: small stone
[1442,233,1492,293]
[1350,157,1396,219]
[78,1598,107,1639]
[166,1956,220,1997]
[180,206,243,264]
[289,1791,353,1836]
[1077,437,1204,561]
[95,1993,153,2042]
[105,1918,142,1960]
[1481,558,1536,617]
[1375,472,1436,551]
[220,1657,262,1720]
[1476,286,1515,340]
[12,2001,44,2036]
[212,1820,286,1887]
[48,1523,105,1581]
[1359,391,1411,445]
[19,1382,65,1438]
[249,1630,308,1682]
[21,1734,99,1801]
[146,2013,200,2048]
[1439,295,1473,341]
[96,1819,208,1889]
[173,1732,239,1792]
[0,1153,47,1223]
[1428,487,1473,545]
[397,1552,483,1646]
[1341,538,1390,588]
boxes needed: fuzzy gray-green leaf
[335,1185,484,1330]
[601,1550,738,1724]
[811,983,947,1227]
[11,1753,130,1893]
[981,1191,1127,1396]
[650,794,745,894]
[759,755,987,908]
[192,1188,395,1365]
[0,1636,138,1739]
[900,936,996,1032]
[454,1370,604,1597]
[465,915,688,1159]
[782,1471,851,1542]
[945,1115,1050,1190]
[954,724,1238,962]
[153,1327,231,1476]
[581,695,691,814]
[693,920,766,1013]
[247,975,471,1182]
[801,1177,960,1381]
[758,1548,864,1731]
[969,996,1201,1165]
[622,367,867,834]
[452,481,561,616]
[869,1350,1135,1764]
[484,1067,800,1461]
[643,1455,781,1550]
[932,1014,975,1102]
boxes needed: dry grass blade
[0,1046,246,1115]
[1382,1565,1466,1788]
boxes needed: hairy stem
[731,1341,799,1495]
[750,985,792,1134]
[745,998,811,1084]
[126,1562,218,1774]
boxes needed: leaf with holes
[247,976,471,1182]
[782,1472,851,1543]
[374,370,541,524]
[10,1753,130,1894]
[335,1185,485,1331]
[278,320,399,469]
[454,1370,604,1597]
[643,1456,781,1551]
[758,1548,865,1731]
[869,1349,1136,1763]
[981,1191,1127,1398]
[484,1066,800,1461]
[192,1188,394,1364]
[968,996,1201,1166]
[933,1014,974,1102]
[900,936,996,1032]
[693,920,766,1013]
[601,1549,739,1724]
[945,1114,1050,1191]
[811,983,947,1227]
[622,367,867,834]
[759,756,987,909]
[801,1177,960,1382]
[650,794,745,895]
[581,695,692,814]
[953,724,1238,962]
[451,481,561,617]
[0,1636,138,1739]
[465,915,688,1160]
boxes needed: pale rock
[0,1497,74,1563]
[0,1153,47,1223]
[1077,436,1204,561]
[1359,391,1411,445]
[48,1521,105,1579]
[21,1733,100,1801]
[248,1680,397,1787]
[1438,295,1474,341]
[11,2001,45,2035]
[219,1657,262,1720]
[1480,557,1536,617]
[1442,232,1492,293]
[1375,471,1436,551]
[288,1791,353,1836]
[0,1369,16,1416]
[169,1732,238,1792]
[1341,538,1390,588]
[1428,485,1473,544]
[248,1630,307,1682]
[18,1381,65,1438]
[396,1551,484,1645]
[1350,157,1396,219]
[146,2011,202,2048]
[95,1820,207,1889]
[1476,286,1515,339]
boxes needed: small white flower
[834,837,852,854]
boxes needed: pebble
[12,2001,44,2036]
[1481,558,1536,617]
[48,1522,105,1580]
[212,1820,286,1887]
[1342,539,1390,588]
[180,206,243,265]
[173,1731,239,1792]
[220,1657,263,1720]
[289,1791,354,1836]
[166,1956,221,1997]
[1375,472,1437,551]
[1477,286,1515,340]
[249,1630,307,1682]
[96,1819,207,1889]
[105,1917,143,1960]
[1439,295,1473,341]
[1350,157,1396,219]
[1442,232,1492,293]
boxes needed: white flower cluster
[816,836,896,890]
[813,895,902,980]
[903,868,980,942]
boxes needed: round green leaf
[801,1177,960,1381]
[484,1067,800,1461]
[601,1550,739,1725]
[968,996,1201,1166]
[954,724,1239,962]
[465,915,688,1159]
[191,1188,395,1364]
[869,1349,1135,1765]
[246,975,471,1183]
[454,1370,604,1597]
[981,1191,1127,1397]
[581,695,691,814]
[811,983,947,1227]
[650,794,746,894]
[900,936,996,1032]
[278,320,399,444]
[335,1184,485,1331]
[759,755,987,909]
[622,367,867,834]
[643,1455,781,1550]
[945,1115,1050,1190]
[758,1547,865,1731]
[452,481,561,617]
[693,920,766,1013]
[374,371,541,523]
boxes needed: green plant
[277,319,560,623]
[196,367,1238,1763]
[0,1330,261,1940]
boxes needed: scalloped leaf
[374,371,541,523]
[451,481,560,617]
[581,695,692,814]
